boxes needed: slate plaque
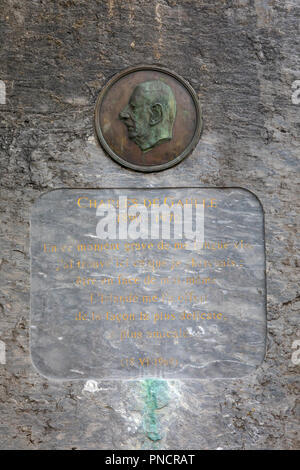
[30,188,266,380]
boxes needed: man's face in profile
[119,80,176,152]
[119,87,151,147]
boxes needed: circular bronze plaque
[94,65,202,172]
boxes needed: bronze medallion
[94,65,202,172]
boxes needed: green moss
[141,379,169,443]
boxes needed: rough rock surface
[0,0,299,449]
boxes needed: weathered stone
[0,0,299,450]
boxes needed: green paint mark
[141,379,169,445]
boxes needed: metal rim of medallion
[94,64,203,172]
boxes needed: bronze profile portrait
[94,65,202,172]
[119,80,176,152]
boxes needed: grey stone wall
[0,0,299,449]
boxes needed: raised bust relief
[119,80,176,152]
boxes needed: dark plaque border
[94,64,203,172]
